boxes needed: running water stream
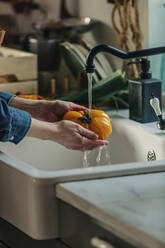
[87,73,93,118]
[83,73,111,168]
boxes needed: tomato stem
[78,111,91,124]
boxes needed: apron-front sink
[0,113,165,240]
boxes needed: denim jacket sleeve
[0,91,15,104]
[0,92,31,144]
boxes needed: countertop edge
[56,183,165,248]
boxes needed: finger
[81,144,99,151]
[84,139,109,148]
[96,139,109,146]
[79,138,109,151]
[81,143,108,151]
[69,102,87,111]
[78,127,98,140]
[70,140,109,151]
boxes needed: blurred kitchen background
[0,0,165,107]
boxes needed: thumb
[79,127,98,140]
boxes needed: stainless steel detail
[147,150,156,161]
[91,237,114,248]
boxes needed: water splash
[83,151,90,168]
[82,73,93,168]
[96,145,111,166]
[104,145,111,164]
[96,146,104,165]
[83,73,111,168]
[83,146,111,168]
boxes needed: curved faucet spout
[86,44,165,73]
[86,45,127,73]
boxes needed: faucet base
[129,78,162,123]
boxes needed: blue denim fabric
[0,91,14,103]
[0,92,31,144]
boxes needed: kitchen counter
[57,171,165,248]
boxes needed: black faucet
[86,44,165,124]
[86,44,165,73]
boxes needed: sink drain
[147,150,156,161]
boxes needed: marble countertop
[57,171,165,248]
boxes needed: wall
[0,0,78,33]
[34,0,78,19]
[78,0,148,48]
[1,0,164,80]
[78,0,149,73]
[148,0,165,79]
[0,0,148,45]
[78,0,165,83]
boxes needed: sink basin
[0,112,165,240]
[110,116,165,164]
[1,115,165,170]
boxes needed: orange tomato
[63,109,112,140]
[17,94,45,100]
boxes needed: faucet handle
[91,237,114,248]
[150,97,162,117]
[150,96,165,130]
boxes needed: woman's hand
[51,120,109,150]
[10,97,87,122]
[33,100,87,122]
[10,97,109,151]
[27,119,109,151]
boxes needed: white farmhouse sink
[110,115,165,164]
[1,114,165,170]
[0,112,165,240]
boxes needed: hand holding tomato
[10,97,110,150]
[63,109,112,140]
[10,98,87,122]
[27,118,109,151]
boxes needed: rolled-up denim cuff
[0,92,15,104]
[8,95,16,106]
[8,107,31,144]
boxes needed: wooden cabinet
[0,217,63,248]
[59,201,134,248]
[0,242,7,248]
